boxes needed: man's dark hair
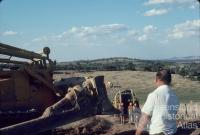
[156,69,171,85]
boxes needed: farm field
[54,70,200,104]
[53,70,200,135]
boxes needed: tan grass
[54,71,200,104]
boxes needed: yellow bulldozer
[0,43,118,135]
[0,43,57,113]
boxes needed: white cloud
[2,30,18,36]
[128,30,139,36]
[175,0,199,9]
[176,0,197,4]
[143,25,157,33]
[144,8,168,16]
[145,0,199,9]
[69,24,128,37]
[32,37,48,42]
[31,24,128,47]
[145,0,174,5]
[32,23,159,46]
[168,19,200,39]
[146,0,197,5]
[189,4,198,9]
[133,25,158,42]
[137,34,148,41]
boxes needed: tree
[126,62,135,71]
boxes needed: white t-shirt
[142,85,180,135]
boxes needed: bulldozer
[0,43,118,135]
[0,43,58,128]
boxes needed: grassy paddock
[178,102,200,121]
[54,71,200,104]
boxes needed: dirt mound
[52,115,200,135]
[52,116,112,135]
[52,115,135,135]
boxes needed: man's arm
[135,113,150,135]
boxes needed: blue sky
[0,0,199,61]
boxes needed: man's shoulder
[154,85,171,93]
[150,87,160,95]
[147,91,156,99]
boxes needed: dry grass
[54,71,200,134]
[54,71,200,104]
[178,102,200,120]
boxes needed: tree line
[56,59,200,81]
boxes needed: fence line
[177,101,200,121]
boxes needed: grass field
[54,71,200,104]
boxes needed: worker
[133,100,141,128]
[119,102,125,124]
[128,102,133,123]
[136,69,180,135]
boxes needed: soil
[52,115,200,135]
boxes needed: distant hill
[55,56,200,81]
[56,57,173,72]
[59,57,166,65]
[58,56,200,65]
[162,56,200,63]
[59,57,139,64]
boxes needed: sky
[0,0,200,62]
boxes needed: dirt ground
[52,115,140,135]
[52,71,200,135]
[52,115,200,135]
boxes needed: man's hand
[135,113,150,135]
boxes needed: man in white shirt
[136,69,180,135]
